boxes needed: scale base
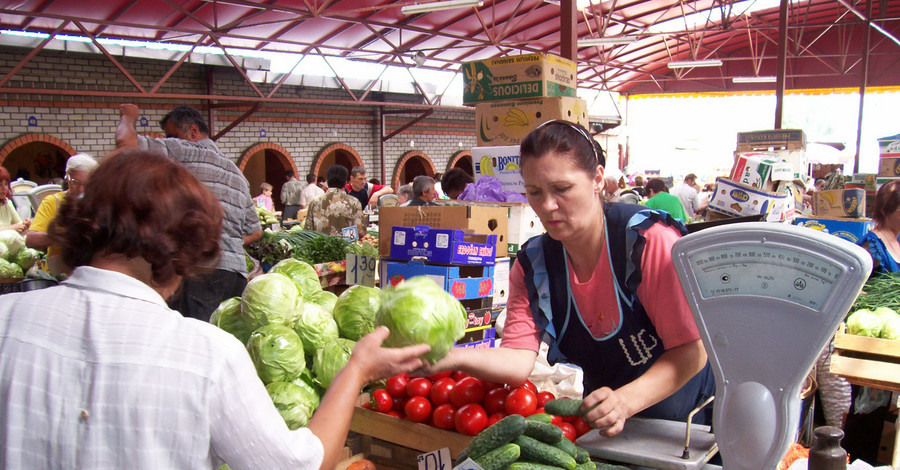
[576,417,718,470]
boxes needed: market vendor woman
[425,121,714,436]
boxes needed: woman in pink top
[423,121,714,437]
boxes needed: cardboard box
[878,157,900,177]
[471,145,525,194]
[734,150,808,183]
[813,188,866,218]
[506,203,544,247]
[475,97,588,146]
[381,260,494,300]
[793,216,874,244]
[378,204,508,257]
[462,53,577,105]
[736,129,806,151]
[493,257,510,306]
[389,226,496,265]
[830,323,900,391]
[730,153,776,189]
[463,306,499,329]
[708,177,795,222]
[457,326,496,346]
[878,133,900,158]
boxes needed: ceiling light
[732,76,777,83]
[401,0,483,15]
[578,36,639,47]
[667,59,723,69]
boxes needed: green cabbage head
[0,230,24,259]
[246,324,306,385]
[13,248,40,271]
[874,307,900,340]
[265,381,320,430]
[293,302,340,356]
[240,272,301,330]
[313,337,355,389]
[270,258,322,298]
[376,276,466,364]
[846,309,882,338]
[332,285,381,340]
[214,297,254,345]
[306,290,338,314]
[0,258,22,279]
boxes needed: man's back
[304,188,365,236]
[671,182,699,216]
[646,191,688,221]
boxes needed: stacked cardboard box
[708,130,808,222]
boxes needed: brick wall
[0,46,477,177]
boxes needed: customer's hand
[347,326,431,384]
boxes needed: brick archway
[0,133,77,166]
[238,142,296,211]
[447,150,474,176]
[311,143,363,179]
[237,142,295,175]
[391,150,436,190]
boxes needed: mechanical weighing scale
[577,222,872,469]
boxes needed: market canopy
[1,0,899,99]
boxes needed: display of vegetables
[270,258,322,298]
[0,230,43,279]
[246,229,378,268]
[377,276,467,364]
[333,285,381,340]
[846,306,900,340]
[240,272,302,330]
[256,206,279,226]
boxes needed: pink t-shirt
[501,223,699,352]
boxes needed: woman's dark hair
[327,164,349,188]
[48,150,223,286]
[441,168,474,195]
[519,121,605,175]
[873,179,900,227]
[644,178,668,196]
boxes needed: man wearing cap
[26,153,99,278]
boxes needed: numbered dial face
[687,244,841,311]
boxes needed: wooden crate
[830,323,900,392]
[350,395,473,459]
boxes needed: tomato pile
[363,371,594,440]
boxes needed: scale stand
[578,222,871,470]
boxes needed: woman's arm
[580,338,707,436]
[421,346,538,386]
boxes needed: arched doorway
[0,133,77,184]
[391,150,436,190]
[238,143,297,212]
[312,143,364,183]
[447,150,474,177]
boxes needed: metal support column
[379,107,386,184]
[853,0,873,174]
[774,0,789,129]
[560,0,577,63]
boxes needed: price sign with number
[450,457,483,470]
[418,447,454,470]
[346,254,376,287]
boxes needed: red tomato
[430,377,456,406]
[404,396,433,423]
[427,371,453,381]
[386,410,402,418]
[431,403,457,430]
[487,412,507,426]
[451,371,469,382]
[450,377,486,408]
[537,391,556,407]
[550,414,564,426]
[361,402,374,410]
[406,377,433,398]
[455,403,488,436]
[505,387,538,416]
[521,380,538,395]
[386,374,409,399]
[370,389,393,413]
[483,381,506,391]
[483,387,510,415]
[558,422,576,442]
[573,417,592,438]
[392,397,407,413]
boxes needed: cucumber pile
[459,413,611,470]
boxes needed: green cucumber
[574,446,591,464]
[573,461,596,470]
[525,413,553,423]
[473,443,520,470]
[514,435,577,470]
[509,462,568,470]
[524,420,564,443]
[553,436,578,457]
[544,399,587,417]
[463,414,527,460]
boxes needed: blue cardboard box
[390,225,496,266]
[381,260,495,301]
[794,216,874,244]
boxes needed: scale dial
[687,244,841,311]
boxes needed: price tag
[346,254,376,287]
[450,457,484,470]
[418,447,453,470]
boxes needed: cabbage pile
[0,230,41,279]
[846,307,900,340]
